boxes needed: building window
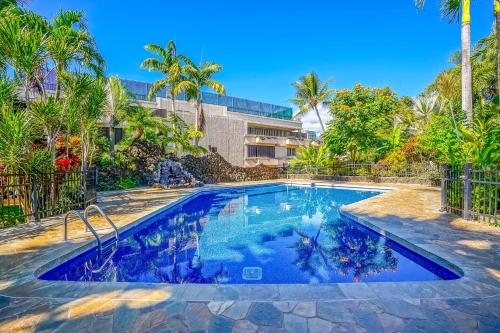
[247,145,275,158]
[287,148,296,157]
[247,127,307,139]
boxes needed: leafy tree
[175,59,225,144]
[323,84,408,162]
[140,41,182,114]
[290,72,334,132]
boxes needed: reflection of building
[119,79,316,167]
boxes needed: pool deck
[0,180,499,332]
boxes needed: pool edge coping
[1,181,498,303]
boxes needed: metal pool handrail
[84,204,119,242]
[64,210,102,252]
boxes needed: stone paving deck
[0,180,499,332]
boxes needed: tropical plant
[105,76,131,159]
[323,84,407,161]
[416,0,473,128]
[459,100,500,166]
[0,7,49,104]
[290,72,334,132]
[120,105,166,147]
[62,73,107,168]
[0,75,17,106]
[140,40,182,114]
[0,105,34,173]
[46,9,104,99]
[30,96,63,162]
[412,93,443,130]
[163,113,206,156]
[495,0,500,95]
[175,59,225,144]
[290,144,331,172]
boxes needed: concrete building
[120,79,315,167]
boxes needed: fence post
[440,164,449,212]
[31,175,40,222]
[463,163,472,220]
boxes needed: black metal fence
[287,162,440,180]
[0,168,97,228]
[441,163,499,225]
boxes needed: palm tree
[140,41,181,114]
[175,59,225,144]
[416,0,473,128]
[30,96,63,162]
[0,7,49,105]
[62,73,107,168]
[47,9,104,100]
[122,105,165,146]
[105,76,131,159]
[495,0,500,95]
[412,93,443,130]
[290,72,333,132]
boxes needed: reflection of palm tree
[292,227,331,277]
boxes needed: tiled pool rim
[16,181,477,303]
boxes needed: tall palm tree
[495,0,500,96]
[105,76,131,159]
[0,7,49,105]
[47,9,104,100]
[175,59,225,144]
[416,0,473,128]
[140,41,181,114]
[290,72,333,132]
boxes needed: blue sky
[29,1,492,116]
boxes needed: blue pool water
[40,184,459,284]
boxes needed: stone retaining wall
[181,152,282,184]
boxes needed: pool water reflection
[40,184,459,284]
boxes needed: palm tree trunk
[313,105,325,132]
[55,64,62,101]
[109,125,115,160]
[495,2,500,96]
[461,0,473,128]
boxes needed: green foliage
[323,84,410,162]
[175,58,225,134]
[0,105,35,173]
[290,144,331,171]
[117,177,137,189]
[290,72,333,131]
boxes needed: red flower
[55,156,71,172]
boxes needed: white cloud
[293,102,331,135]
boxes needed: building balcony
[285,137,305,146]
[244,157,280,167]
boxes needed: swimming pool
[40,183,460,284]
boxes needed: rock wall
[181,152,283,184]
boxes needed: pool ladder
[64,205,119,253]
